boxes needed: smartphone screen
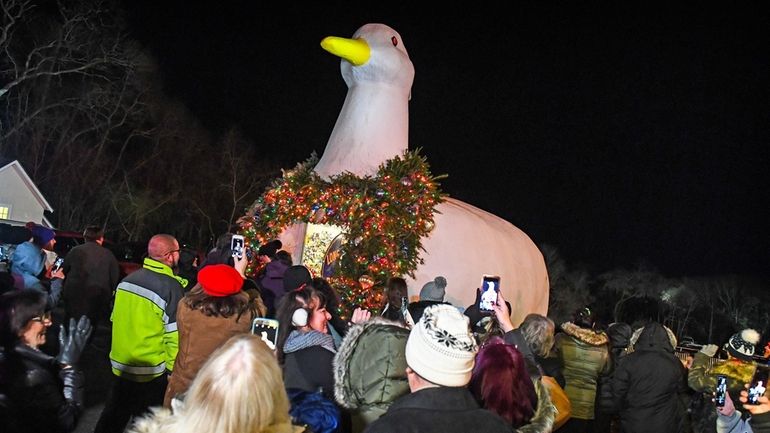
[479,275,501,312]
[715,375,727,407]
[231,235,245,259]
[748,366,770,405]
[52,257,65,273]
[251,318,279,351]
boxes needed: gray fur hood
[333,317,410,409]
[518,378,557,433]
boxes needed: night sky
[120,2,770,279]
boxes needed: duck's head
[321,23,414,96]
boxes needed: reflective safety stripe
[110,359,166,375]
[165,322,177,333]
[117,282,170,324]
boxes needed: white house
[0,158,54,227]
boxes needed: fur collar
[709,359,756,386]
[560,322,609,346]
[518,378,557,433]
[333,317,409,409]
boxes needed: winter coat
[363,386,513,433]
[555,321,610,420]
[716,410,770,433]
[504,328,541,378]
[61,241,119,321]
[612,322,689,433]
[283,330,337,399]
[163,298,254,407]
[519,377,558,433]
[259,259,289,316]
[2,343,84,433]
[10,241,45,290]
[688,352,757,433]
[333,317,410,433]
[10,241,61,308]
[596,322,633,415]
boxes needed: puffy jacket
[555,322,609,420]
[612,322,688,433]
[3,343,84,433]
[10,241,62,307]
[10,241,45,290]
[109,258,186,382]
[334,317,410,433]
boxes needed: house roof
[0,159,54,213]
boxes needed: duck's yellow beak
[320,36,371,66]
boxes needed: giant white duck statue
[283,23,548,325]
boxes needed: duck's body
[286,23,548,324]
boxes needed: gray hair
[519,313,556,357]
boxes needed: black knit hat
[726,328,760,362]
[282,265,312,293]
[258,239,282,258]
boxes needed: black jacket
[612,322,688,433]
[283,345,336,400]
[364,386,512,433]
[2,343,84,433]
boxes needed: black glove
[56,316,92,366]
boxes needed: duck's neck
[314,83,410,180]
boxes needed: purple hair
[469,336,537,427]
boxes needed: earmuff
[292,308,309,327]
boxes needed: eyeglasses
[30,311,52,323]
[165,249,180,256]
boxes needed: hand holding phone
[478,275,500,313]
[231,235,245,259]
[251,318,279,351]
[52,257,65,273]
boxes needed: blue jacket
[11,241,45,290]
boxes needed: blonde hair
[132,334,295,433]
[519,313,556,357]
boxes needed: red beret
[198,264,243,297]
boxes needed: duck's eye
[391,36,398,46]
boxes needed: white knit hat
[405,304,478,387]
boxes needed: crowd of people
[1,224,770,433]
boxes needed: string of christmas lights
[238,149,446,314]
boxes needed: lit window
[0,205,8,219]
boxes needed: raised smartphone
[52,256,65,273]
[251,317,279,351]
[479,274,501,313]
[748,366,770,405]
[715,375,727,407]
[230,234,245,259]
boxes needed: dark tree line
[1,0,280,248]
[544,243,770,346]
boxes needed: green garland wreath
[239,149,445,312]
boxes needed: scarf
[284,330,336,354]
